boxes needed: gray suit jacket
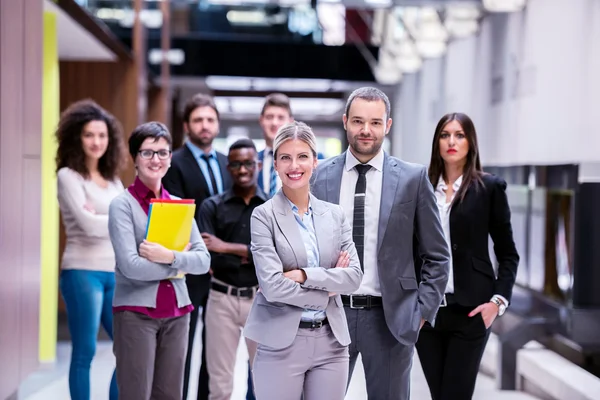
[311,152,450,346]
[243,191,363,349]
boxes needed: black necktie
[353,164,371,271]
[200,154,219,195]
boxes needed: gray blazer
[243,191,363,349]
[108,190,211,308]
[311,152,450,346]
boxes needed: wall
[391,0,600,167]
[0,0,43,397]
[39,10,60,364]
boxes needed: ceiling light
[483,0,527,12]
[364,0,393,8]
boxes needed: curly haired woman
[56,99,126,400]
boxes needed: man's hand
[420,318,426,329]
[469,302,499,329]
[283,269,307,284]
[139,240,175,264]
[201,233,227,253]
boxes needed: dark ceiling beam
[211,90,348,99]
[57,0,133,61]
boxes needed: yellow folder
[145,199,196,252]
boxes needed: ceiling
[44,0,117,61]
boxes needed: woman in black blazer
[415,112,519,400]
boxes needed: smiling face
[439,119,469,168]
[135,137,172,185]
[81,120,109,162]
[227,147,260,189]
[274,139,317,191]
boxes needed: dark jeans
[60,269,118,400]
[113,311,190,400]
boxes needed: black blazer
[416,174,519,308]
[162,144,232,304]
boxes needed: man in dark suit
[162,93,232,400]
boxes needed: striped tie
[353,164,371,271]
[269,150,277,197]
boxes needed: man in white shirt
[311,87,450,400]
[257,93,294,198]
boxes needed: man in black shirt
[199,138,266,400]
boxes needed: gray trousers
[252,325,349,400]
[113,311,190,400]
[346,307,414,400]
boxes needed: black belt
[441,293,459,307]
[299,318,329,329]
[341,295,383,309]
[211,281,257,299]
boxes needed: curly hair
[55,99,126,180]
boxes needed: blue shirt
[286,197,326,322]
[185,141,224,196]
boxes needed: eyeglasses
[228,161,256,170]
[138,149,171,160]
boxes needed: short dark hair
[229,138,257,153]
[128,122,172,159]
[55,99,126,180]
[183,93,220,123]
[261,93,292,116]
[345,87,391,120]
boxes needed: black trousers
[415,304,491,400]
[182,293,209,400]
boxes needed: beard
[350,135,383,156]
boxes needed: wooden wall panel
[0,0,43,396]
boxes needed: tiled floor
[20,319,538,400]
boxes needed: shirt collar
[436,175,463,192]
[284,195,313,215]
[186,140,216,160]
[344,147,385,172]
[129,176,170,203]
[222,187,268,203]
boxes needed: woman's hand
[139,240,175,264]
[335,250,350,268]
[468,302,499,329]
[283,269,307,284]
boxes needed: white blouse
[434,175,463,295]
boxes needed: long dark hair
[55,99,126,180]
[428,112,484,204]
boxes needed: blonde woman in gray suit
[244,121,363,400]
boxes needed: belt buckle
[349,295,365,310]
[440,294,447,307]
[310,320,323,329]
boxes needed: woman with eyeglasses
[56,99,126,400]
[108,122,211,399]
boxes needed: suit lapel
[181,145,211,195]
[326,153,345,204]
[310,194,334,269]
[272,191,307,269]
[216,152,231,190]
[377,154,401,253]
[257,150,265,193]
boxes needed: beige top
[57,167,124,272]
